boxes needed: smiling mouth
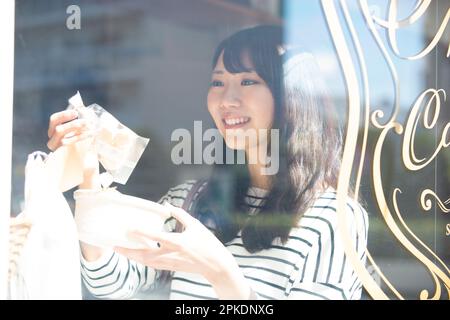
[222,116,251,128]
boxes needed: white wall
[0,0,15,299]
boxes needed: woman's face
[207,51,275,152]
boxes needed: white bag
[9,151,82,299]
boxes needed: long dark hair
[191,25,343,253]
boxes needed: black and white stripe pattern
[80,180,369,300]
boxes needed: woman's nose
[221,85,241,109]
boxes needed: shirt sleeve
[286,199,369,300]
[80,248,157,299]
[80,180,199,299]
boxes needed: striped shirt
[80,180,369,300]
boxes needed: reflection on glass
[11,0,449,299]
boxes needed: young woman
[47,25,368,300]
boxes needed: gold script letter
[402,88,450,171]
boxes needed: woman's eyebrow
[212,69,256,74]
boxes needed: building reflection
[12,0,281,214]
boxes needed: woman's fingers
[48,110,78,138]
[9,249,24,274]
[9,223,31,242]
[127,231,162,249]
[9,243,26,255]
[8,217,32,278]
[164,202,196,227]
[9,229,30,241]
[61,131,94,146]
[47,118,88,151]
[9,261,18,279]
[9,238,29,251]
[130,229,182,250]
[138,252,191,272]
[9,217,32,228]
[8,217,31,262]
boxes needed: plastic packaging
[67,91,149,185]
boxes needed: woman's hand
[47,109,91,151]
[114,203,252,299]
[47,109,100,189]
[9,216,32,279]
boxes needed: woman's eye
[210,80,224,87]
[241,79,258,86]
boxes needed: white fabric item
[74,188,171,249]
[9,152,82,299]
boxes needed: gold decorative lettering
[321,0,450,299]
